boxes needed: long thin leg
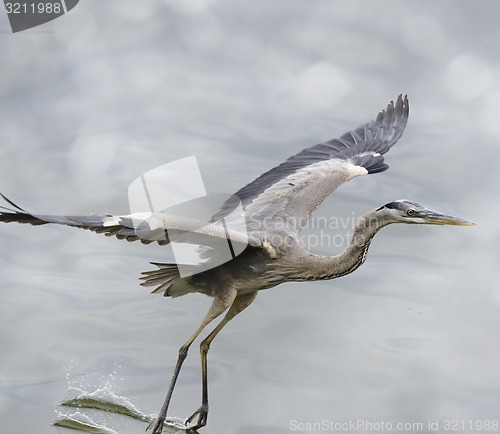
[148,290,237,434]
[185,292,257,430]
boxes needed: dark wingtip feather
[0,193,28,212]
[0,194,47,225]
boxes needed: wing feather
[213,95,409,235]
[0,194,256,247]
[1,96,409,247]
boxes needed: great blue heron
[0,95,474,432]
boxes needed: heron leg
[185,292,257,430]
[147,290,237,434]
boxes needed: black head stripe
[383,201,399,210]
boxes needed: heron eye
[407,209,415,216]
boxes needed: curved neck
[301,209,391,280]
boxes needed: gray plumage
[0,95,474,432]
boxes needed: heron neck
[303,209,390,280]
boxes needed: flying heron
[0,95,474,432]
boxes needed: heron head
[378,199,475,226]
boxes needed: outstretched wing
[0,193,254,247]
[1,96,408,248]
[213,94,409,235]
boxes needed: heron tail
[140,262,184,297]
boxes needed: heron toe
[186,404,208,431]
[147,416,165,434]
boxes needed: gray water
[1,1,499,433]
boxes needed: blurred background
[0,1,499,433]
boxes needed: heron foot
[146,416,165,434]
[185,404,208,431]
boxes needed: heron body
[0,95,474,432]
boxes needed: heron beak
[423,210,476,226]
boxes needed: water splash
[60,386,153,422]
[55,386,189,432]
[53,412,117,434]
